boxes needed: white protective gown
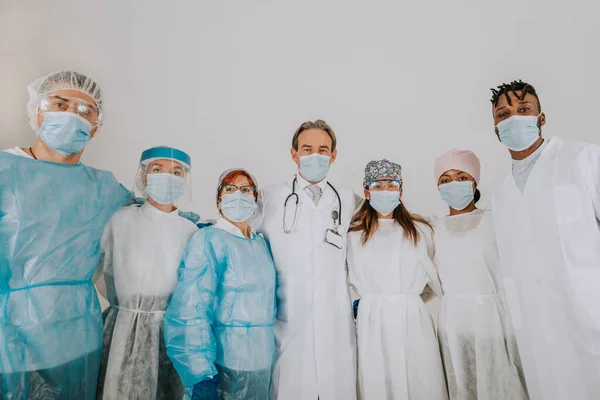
[95,202,199,400]
[490,137,600,400]
[432,209,528,400]
[256,177,359,400]
[347,219,448,400]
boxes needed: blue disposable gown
[0,153,130,399]
[165,223,277,399]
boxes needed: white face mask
[439,181,474,210]
[145,173,186,205]
[369,190,401,216]
[220,192,257,222]
[495,113,541,151]
[299,154,330,182]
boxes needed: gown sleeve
[164,229,220,387]
[581,144,600,222]
[93,219,113,300]
[252,188,267,233]
[418,222,443,301]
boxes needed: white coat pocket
[552,184,583,225]
[567,269,600,332]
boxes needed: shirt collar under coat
[296,173,328,192]
[503,136,561,192]
[215,217,256,239]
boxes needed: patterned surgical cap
[363,159,403,188]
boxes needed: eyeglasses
[368,179,401,191]
[221,184,256,195]
[38,95,101,125]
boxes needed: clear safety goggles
[38,94,102,125]
[367,179,401,191]
[220,184,256,196]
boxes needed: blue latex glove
[178,211,200,224]
[353,299,360,319]
[197,222,213,229]
[192,377,218,400]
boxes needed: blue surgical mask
[369,191,401,216]
[496,114,541,151]
[38,112,93,155]
[299,154,331,182]
[145,173,186,205]
[221,191,257,222]
[439,181,474,210]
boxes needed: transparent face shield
[133,147,193,211]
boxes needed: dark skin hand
[492,91,546,161]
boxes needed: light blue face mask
[145,173,186,205]
[369,190,401,216]
[439,181,474,210]
[299,153,331,182]
[38,112,93,155]
[496,114,541,151]
[221,191,257,222]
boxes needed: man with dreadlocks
[488,80,600,399]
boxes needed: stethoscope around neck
[283,177,342,234]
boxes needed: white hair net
[26,71,104,131]
[216,168,259,204]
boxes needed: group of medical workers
[0,70,599,400]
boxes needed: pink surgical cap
[434,149,481,183]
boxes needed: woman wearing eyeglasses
[347,159,448,400]
[165,169,277,400]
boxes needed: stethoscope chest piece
[331,210,339,223]
[331,209,345,234]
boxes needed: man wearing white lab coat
[255,120,358,400]
[488,80,600,400]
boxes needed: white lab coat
[432,209,528,400]
[95,202,198,400]
[347,219,447,400]
[489,137,600,400]
[256,177,358,400]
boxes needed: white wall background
[2,0,599,316]
[2,1,600,315]
[1,0,599,219]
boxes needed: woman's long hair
[349,199,432,246]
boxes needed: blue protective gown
[0,152,130,399]
[165,220,277,399]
